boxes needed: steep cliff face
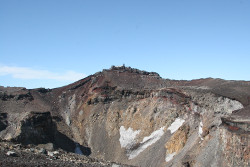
[0,66,249,167]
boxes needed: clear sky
[0,0,250,89]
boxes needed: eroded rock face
[220,117,250,167]
[165,125,189,155]
[14,111,55,145]
[0,66,249,167]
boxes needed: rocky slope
[0,66,249,167]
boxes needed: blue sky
[0,0,250,88]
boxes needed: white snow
[121,117,185,160]
[165,152,176,162]
[79,110,83,115]
[65,115,71,126]
[193,105,198,112]
[128,127,165,159]
[119,126,141,149]
[167,118,185,134]
[112,165,120,167]
[74,144,83,155]
[142,127,165,144]
[199,121,204,140]
[199,121,203,135]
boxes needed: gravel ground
[0,141,132,167]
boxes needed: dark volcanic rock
[15,111,55,145]
[0,113,8,131]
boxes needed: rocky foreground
[0,66,249,167]
[0,141,132,167]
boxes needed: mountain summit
[0,66,249,167]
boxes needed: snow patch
[119,126,141,149]
[112,165,120,167]
[193,105,198,112]
[142,127,165,144]
[128,127,165,159]
[199,121,203,135]
[199,121,204,140]
[122,118,185,160]
[74,143,83,155]
[165,152,176,162]
[167,118,185,134]
[79,110,83,115]
[65,114,71,126]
